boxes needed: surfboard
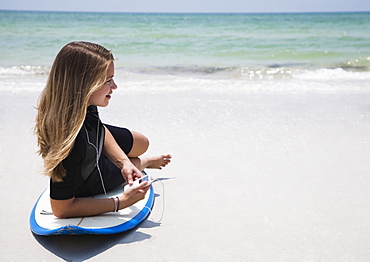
[30,179,154,236]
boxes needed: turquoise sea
[0,10,369,92]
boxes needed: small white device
[132,174,156,187]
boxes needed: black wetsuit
[50,105,133,200]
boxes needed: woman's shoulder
[62,127,86,167]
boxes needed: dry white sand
[1,89,370,261]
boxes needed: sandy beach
[1,84,370,261]
[1,9,370,261]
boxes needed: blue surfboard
[30,180,154,236]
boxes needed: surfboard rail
[30,185,154,236]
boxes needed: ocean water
[0,10,370,92]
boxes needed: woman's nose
[112,80,117,89]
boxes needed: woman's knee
[128,131,149,157]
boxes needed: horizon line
[1,9,370,15]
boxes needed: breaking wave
[0,65,50,76]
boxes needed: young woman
[35,41,171,218]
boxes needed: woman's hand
[120,159,143,185]
[119,181,150,209]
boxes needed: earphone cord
[84,122,165,222]
[143,178,165,223]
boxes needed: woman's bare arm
[50,181,149,218]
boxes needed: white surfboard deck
[30,181,154,236]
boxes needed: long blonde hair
[35,41,114,182]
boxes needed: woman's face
[88,61,117,107]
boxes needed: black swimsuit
[50,105,133,200]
